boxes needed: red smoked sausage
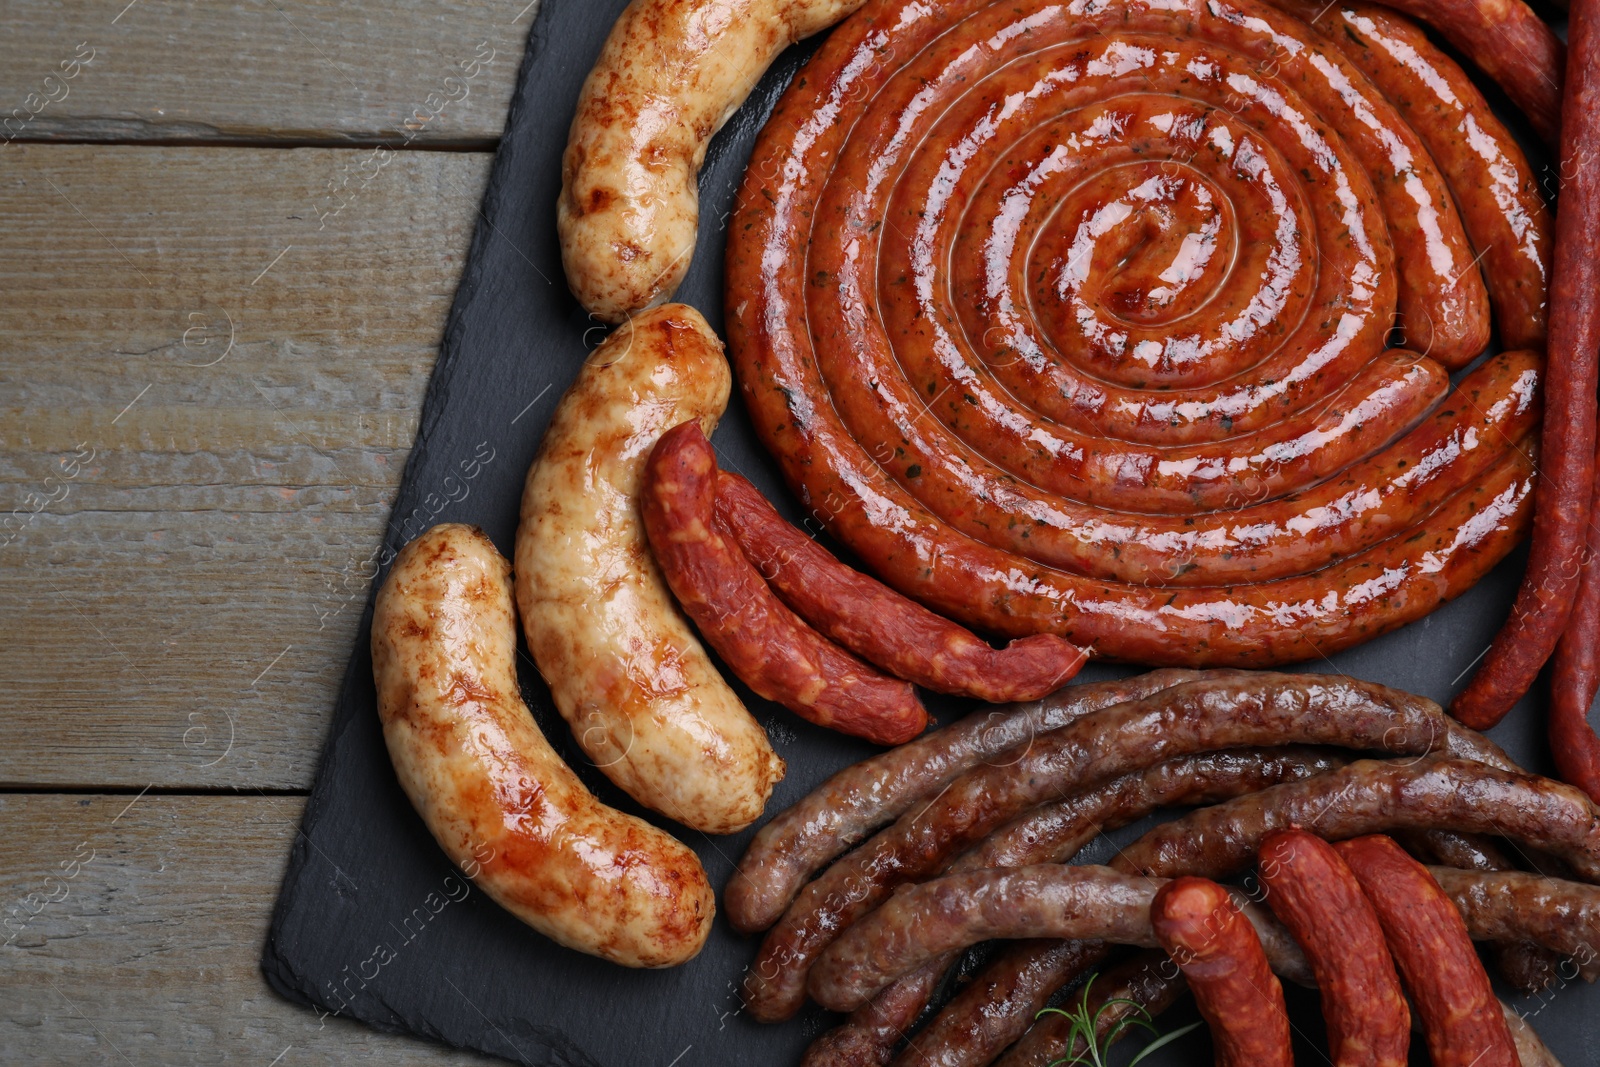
[641,421,927,745]
[1150,877,1292,1067]
[1334,835,1518,1067]
[1453,0,1600,729]
[1257,829,1410,1067]
[713,470,1085,700]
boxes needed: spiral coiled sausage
[726,0,1550,665]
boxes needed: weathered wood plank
[0,793,503,1064]
[0,0,539,146]
[0,144,508,789]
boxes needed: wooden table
[0,3,541,1061]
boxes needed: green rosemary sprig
[1039,975,1203,1067]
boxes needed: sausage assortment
[725,0,1550,665]
[361,6,1600,1067]
[725,670,1599,1065]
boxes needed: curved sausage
[806,864,1300,1011]
[642,420,926,745]
[890,941,1107,1067]
[728,669,1209,934]
[713,470,1086,697]
[1453,0,1600,729]
[1257,829,1410,1067]
[1115,758,1600,883]
[1150,877,1292,1067]
[819,748,1344,1067]
[371,524,713,967]
[1367,0,1563,145]
[557,0,867,321]
[727,0,1540,666]
[740,674,1504,1021]
[801,958,947,1067]
[803,744,1340,1067]
[516,304,783,835]
[1274,0,1553,351]
[1397,829,1566,995]
[1335,836,1517,1067]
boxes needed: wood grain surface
[1,0,534,1047]
[0,143,495,791]
[0,793,502,1064]
[0,0,535,146]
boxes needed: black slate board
[261,2,1600,1063]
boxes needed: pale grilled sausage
[372,524,713,967]
[516,304,783,835]
[558,0,868,321]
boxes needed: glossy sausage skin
[891,941,1107,1067]
[740,674,1492,1022]
[643,421,926,745]
[1335,836,1518,1067]
[372,524,713,967]
[1368,0,1563,145]
[801,745,1340,1067]
[558,0,867,321]
[1257,830,1410,1067]
[1428,866,1600,967]
[713,470,1086,698]
[807,864,1304,1012]
[1116,758,1600,884]
[1276,0,1552,351]
[516,304,782,834]
[1453,0,1600,729]
[726,0,1541,665]
[1150,877,1292,1067]
[728,670,1209,934]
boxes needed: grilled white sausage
[558,0,868,321]
[516,303,783,833]
[372,523,713,967]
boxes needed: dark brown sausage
[802,745,1342,1067]
[889,941,1108,1067]
[1550,497,1600,805]
[740,674,1504,1021]
[808,865,1307,1011]
[1427,866,1600,969]
[712,469,1086,700]
[1335,836,1517,1067]
[1116,758,1600,883]
[641,420,927,745]
[1396,829,1566,995]
[959,748,1348,874]
[728,670,1211,934]
[1150,877,1292,1067]
[1452,0,1600,729]
[1257,829,1410,1067]
[992,952,1185,1067]
[801,958,946,1067]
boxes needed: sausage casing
[1257,829,1410,1067]
[372,524,714,967]
[1335,836,1518,1067]
[516,304,783,835]
[713,469,1086,699]
[1150,877,1292,1067]
[558,0,867,321]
